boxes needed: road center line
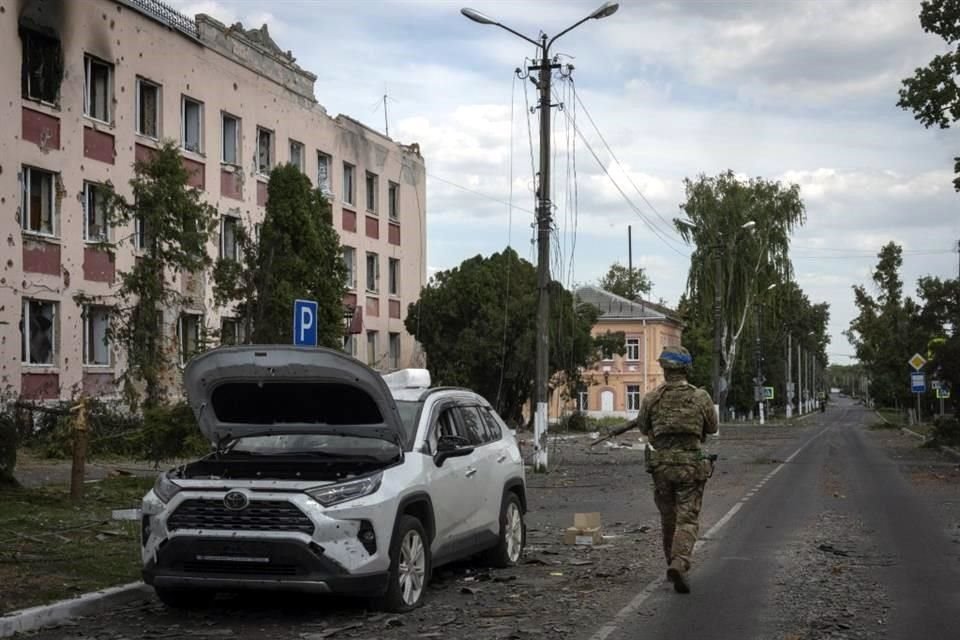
[586,426,830,640]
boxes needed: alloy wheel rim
[398,530,426,605]
[505,502,523,562]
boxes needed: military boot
[666,558,690,594]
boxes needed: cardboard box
[563,526,603,546]
[574,512,602,530]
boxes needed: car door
[425,403,484,551]
[454,404,498,534]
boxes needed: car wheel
[154,587,214,609]
[485,492,525,568]
[380,515,430,612]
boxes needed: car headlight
[153,472,182,504]
[306,472,383,507]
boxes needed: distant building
[570,286,683,418]
[3,0,426,401]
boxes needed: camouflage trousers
[651,461,709,571]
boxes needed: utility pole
[713,247,723,420]
[754,302,764,424]
[797,343,803,414]
[462,2,619,472]
[786,333,793,418]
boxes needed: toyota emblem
[223,490,249,511]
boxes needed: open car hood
[183,345,405,446]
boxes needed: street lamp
[463,2,619,472]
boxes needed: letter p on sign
[293,299,318,346]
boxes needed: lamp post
[676,218,755,421]
[463,2,619,472]
[755,282,776,424]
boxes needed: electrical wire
[426,173,535,215]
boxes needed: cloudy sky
[174,0,960,363]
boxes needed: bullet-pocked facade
[2,0,427,401]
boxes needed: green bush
[557,411,590,432]
[138,402,209,465]
[929,416,960,447]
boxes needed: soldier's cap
[658,345,692,368]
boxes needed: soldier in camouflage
[619,345,718,593]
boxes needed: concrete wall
[1,0,427,401]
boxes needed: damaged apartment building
[0,0,427,401]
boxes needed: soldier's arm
[698,390,719,439]
[636,391,654,437]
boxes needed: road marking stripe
[586,426,829,640]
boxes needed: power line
[426,172,535,215]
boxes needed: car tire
[380,515,430,612]
[485,492,525,568]
[154,587,214,609]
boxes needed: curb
[0,582,150,638]
[898,427,960,462]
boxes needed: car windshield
[396,400,423,444]
[228,434,400,460]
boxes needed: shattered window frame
[388,181,400,221]
[626,337,641,361]
[21,29,62,105]
[221,112,240,165]
[366,330,378,367]
[83,54,113,123]
[136,77,161,139]
[343,162,356,206]
[21,165,57,237]
[83,181,109,243]
[626,384,642,411]
[366,251,379,293]
[289,139,305,173]
[343,246,356,289]
[317,151,332,197]
[21,298,57,366]
[257,126,274,175]
[365,171,378,213]
[181,95,204,154]
[220,215,239,261]
[388,258,400,296]
[178,312,203,365]
[389,332,401,370]
[82,305,111,367]
[220,317,243,346]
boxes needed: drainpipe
[641,318,648,395]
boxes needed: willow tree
[675,170,805,415]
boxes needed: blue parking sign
[910,372,926,394]
[293,299,318,346]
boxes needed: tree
[898,0,960,191]
[105,142,217,409]
[915,275,960,414]
[598,262,652,300]
[676,170,806,414]
[213,164,347,347]
[845,243,927,409]
[405,248,605,426]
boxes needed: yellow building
[570,286,684,418]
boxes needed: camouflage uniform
[635,345,718,593]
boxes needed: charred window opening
[289,140,304,172]
[210,382,385,425]
[21,299,56,365]
[388,181,399,220]
[21,28,62,104]
[388,332,400,370]
[220,317,243,345]
[136,78,160,138]
[365,171,378,213]
[220,215,239,260]
[83,305,111,366]
[83,181,108,242]
[343,246,356,289]
[178,313,202,364]
[257,127,273,174]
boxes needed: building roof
[575,285,681,323]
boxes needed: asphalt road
[601,398,960,640]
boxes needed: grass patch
[874,409,904,427]
[0,475,153,614]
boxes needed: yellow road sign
[908,353,926,371]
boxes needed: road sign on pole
[293,299,318,346]
[910,372,926,394]
[763,387,775,400]
[908,353,926,371]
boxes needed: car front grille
[181,561,300,576]
[167,499,315,535]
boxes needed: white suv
[140,345,526,612]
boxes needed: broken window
[221,113,239,164]
[134,214,152,250]
[343,246,356,289]
[366,171,378,213]
[257,127,273,174]
[178,313,202,364]
[21,29,62,104]
[388,258,400,296]
[220,317,243,345]
[136,78,160,138]
[317,152,332,196]
[626,337,640,361]
[366,330,378,367]
[627,385,641,411]
[181,96,203,153]
[389,332,401,370]
[366,252,379,293]
[289,140,304,172]
[220,215,239,260]
[84,55,112,122]
[388,181,399,220]
[343,163,355,206]
[577,390,589,411]
[343,333,357,357]
[22,166,57,236]
[21,299,56,365]
[83,305,111,366]
[83,182,108,242]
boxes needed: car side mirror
[435,435,473,466]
